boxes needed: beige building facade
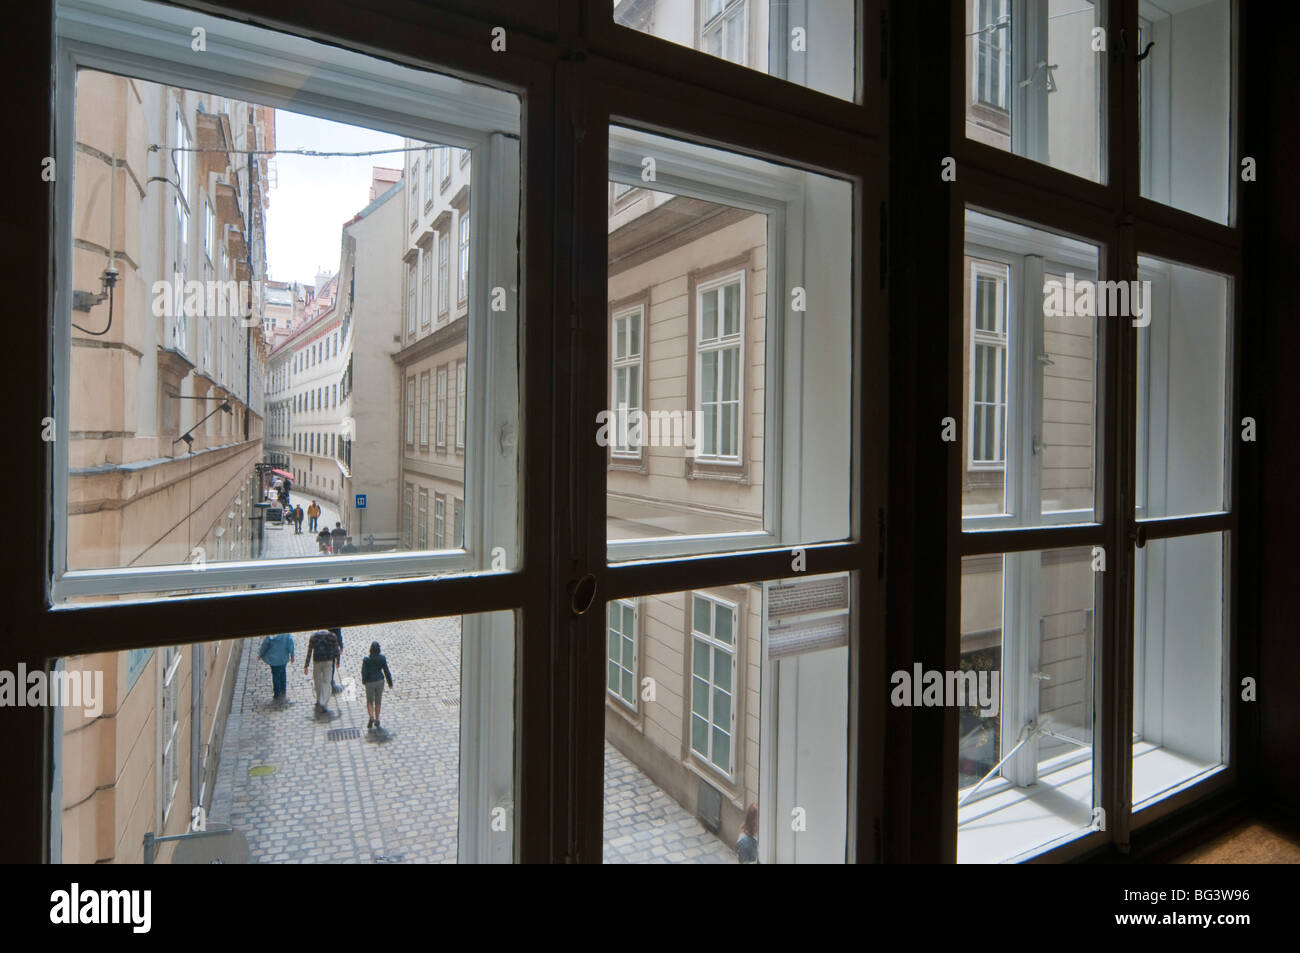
[58,69,272,862]
[396,140,471,552]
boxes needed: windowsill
[957,754,1094,864]
[1132,740,1224,812]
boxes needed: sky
[264,110,407,288]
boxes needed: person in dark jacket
[303,629,341,714]
[362,641,394,731]
[293,505,305,534]
[330,521,347,552]
[330,627,344,693]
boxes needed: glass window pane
[963,210,1101,527]
[711,728,731,771]
[691,713,710,755]
[608,128,852,557]
[958,548,1096,864]
[715,605,733,644]
[1132,532,1227,809]
[693,596,711,636]
[604,574,850,863]
[613,0,858,103]
[966,0,1104,183]
[702,289,718,341]
[1135,256,1230,521]
[52,611,515,862]
[55,1,521,601]
[692,638,710,678]
[1139,0,1233,223]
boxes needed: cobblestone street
[603,746,737,864]
[210,491,737,863]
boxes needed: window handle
[1128,522,1148,549]
[569,572,597,617]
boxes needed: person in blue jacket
[257,632,295,701]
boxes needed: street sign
[355,494,367,509]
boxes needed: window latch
[1128,522,1148,549]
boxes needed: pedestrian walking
[293,505,305,534]
[316,526,332,553]
[330,627,344,694]
[330,521,347,552]
[737,804,759,864]
[361,641,394,731]
[257,632,295,701]
[303,628,341,714]
[307,500,321,532]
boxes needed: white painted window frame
[972,0,1011,111]
[607,598,638,712]
[688,592,739,780]
[968,260,1008,471]
[49,0,523,601]
[610,303,644,459]
[695,269,746,463]
[607,126,824,563]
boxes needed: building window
[424,145,434,199]
[202,199,214,266]
[610,304,643,457]
[407,262,417,335]
[434,495,445,548]
[403,484,414,548]
[417,488,428,549]
[440,145,450,187]
[607,599,638,710]
[973,0,1011,110]
[458,207,470,304]
[436,366,448,448]
[421,246,432,328]
[410,159,419,228]
[454,497,464,548]
[689,593,737,776]
[455,361,467,451]
[969,263,1008,469]
[405,376,415,447]
[159,646,182,822]
[438,232,450,317]
[695,272,744,461]
[700,0,746,65]
[419,370,430,448]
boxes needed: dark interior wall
[1248,0,1300,823]
[0,0,1295,865]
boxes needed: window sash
[421,249,432,327]
[419,371,430,447]
[437,367,448,447]
[438,233,450,316]
[688,593,737,776]
[456,362,466,450]
[695,274,744,462]
[458,209,470,303]
[607,599,638,710]
[610,305,643,457]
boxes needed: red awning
[271,469,293,480]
